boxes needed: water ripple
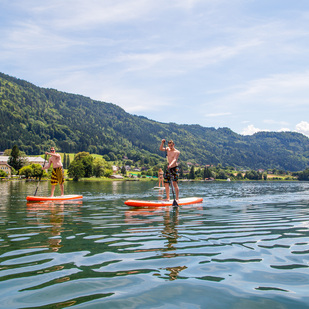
[0,181,309,308]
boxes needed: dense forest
[1,72,309,171]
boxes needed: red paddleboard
[124,197,203,207]
[26,195,83,202]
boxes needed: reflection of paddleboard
[153,186,165,190]
[124,197,203,207]
[26,195,83,202]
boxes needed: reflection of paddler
[48,209,64,251]
[49,204,64,251]
[27,202,65,252]
[161,208,179,251]
[166,266,187,281]
[124,207,168,224]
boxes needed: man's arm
[159,139,166,151]
[43,157,52,170]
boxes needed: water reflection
[26,201,82,252]
[0,181,309,308]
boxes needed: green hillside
[1,72,309,171]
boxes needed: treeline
[296,169,309,181]
[1,72,309,171]
[2,145,308,181]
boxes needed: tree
[298,168,309,180]
[19,166,33,179]
[121,166,126,176]
[31,163,46,179]
[203,167,213,179]
[66,155,70,169]
[82,155,94,177]
[0,170,8,177]
[108,152,117,161]
[8,145,24,172]
[19,164,47,179]
[103,154,110,161]
[68,160,85,181]
[63,153,67,169]
[236,172,244,180]
[217,169,227,179]
[93,157,110,177]
[189,166,195,179]
[73,152,94,178]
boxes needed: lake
[0,180,309,308]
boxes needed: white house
[0,156,46,167]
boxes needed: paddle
[169,168,179,208]
[164,141,179,208]
[34,154,47,196]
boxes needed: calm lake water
[0,180,309,308]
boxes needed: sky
[1,0,309,137]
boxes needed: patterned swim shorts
[164,166,179,183]
[51,167,64,185]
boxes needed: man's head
[50,147,55,153]
[168,140,175,148]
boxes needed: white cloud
[97,86,173,113]
[241,125,269,136]
[242,122,309,138]
[224,71,309,108]
[205,112,232,117]
[295,121,309,137]
[278,128,291,132]
[116,39,262,76]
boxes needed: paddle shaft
[34,154,47,196]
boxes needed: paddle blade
[173,199,179,207]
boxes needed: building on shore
[0,162,12,177]
[0,156,46,167]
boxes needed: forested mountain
[1,72,309,171]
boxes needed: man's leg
[60,184,64,196]
[164,182,170,200]
[50,185,56,197]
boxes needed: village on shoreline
[0,151,301,183]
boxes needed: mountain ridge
[1,72,308,171]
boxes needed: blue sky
[1,0,309,136]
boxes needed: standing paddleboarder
[42,147,65,197]
[160,139,180,202]
[158,168,164,188]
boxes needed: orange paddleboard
[124,197,203,207]
[26,195,83,202]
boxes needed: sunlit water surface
[0,180,309,308]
